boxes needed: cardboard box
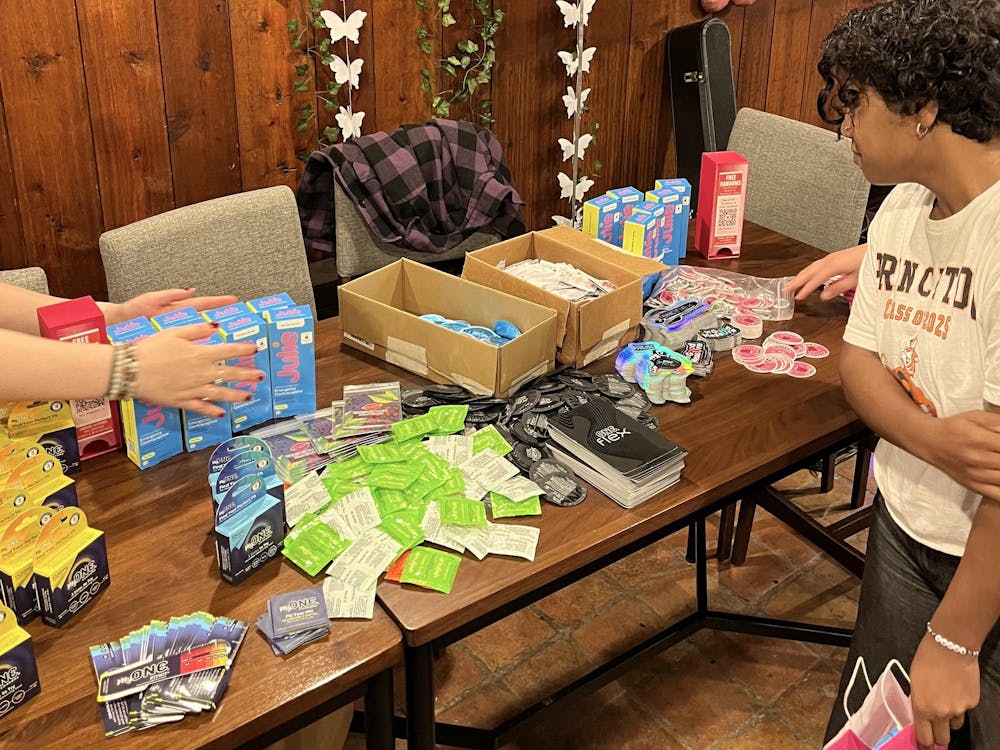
[582,195,621,244]
[462,227,664,367]
[106,318,184,469]
[340,260,558,396]
[695,152,748,259]
[36,297,122,459]
[263,305,315,419]
[215,474,285,585]
[3,402,80,475]
[645,189,683,265]
[623,212,660,258]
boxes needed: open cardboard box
[462,226,665,366]
[338,259,558,397]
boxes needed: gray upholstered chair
[727,107,870,252]
[100,186,316,314]
[334,182,499,280]
[0,267,50,295]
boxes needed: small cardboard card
[32,507,110,627]
[0,602,41,719]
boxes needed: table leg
[406,644,436,750]
[365,669,395,750]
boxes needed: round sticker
[769,330,804,346]
[764,343,798,360]
[745,359,777,373]
[804,342,831,359]
[769,354,794,374]
[788,361,817,378]
[733,345,764,363]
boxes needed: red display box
[37,297,122,459]
[694,151,749,259]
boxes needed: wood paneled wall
[0,0,869,298]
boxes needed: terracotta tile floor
[346,453,872,749]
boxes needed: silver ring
[213,368,225,385]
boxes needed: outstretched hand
[104,289,239,326]
[784,244,866,301]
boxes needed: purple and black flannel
[296,118,525,256]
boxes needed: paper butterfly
[555,0,596,28]
[557,47,596,77]
[336,106,366,140]
[320,9,367,44]
[329,55,364,89]
[557,134,594,161]
[557,172,595,201]
[562,86,591,118]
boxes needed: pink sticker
[804,342,830,359]
[733,313,761,326]
[792,343,808,359]
[788,361,817,378]
[769,330,804,346]
[769,354,794,374]
[733,345,764,363]
[764,343,798,360]
[745,359,776,373]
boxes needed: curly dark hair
[817,0,1000,143]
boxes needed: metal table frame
[393,434,859,750]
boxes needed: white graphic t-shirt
[844,179,1000,556]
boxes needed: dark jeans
[826,494,1000,748]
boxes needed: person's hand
[103,289,239,326]
[910,631,979,749]
[918,411,1000,502]
[131,324,263,418]
[784,244,866,301]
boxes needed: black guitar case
[666,18,738,211]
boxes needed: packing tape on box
[386,337,428,375]
[510,361,553,393]
[343,332,376,351]
[583,319,633,366]
[446,373,493,396]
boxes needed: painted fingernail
[215,409,226,418]
[210,321,220,329]
[243,393,252,402]
[256,374,266,381]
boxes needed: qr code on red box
[718,207,738,229]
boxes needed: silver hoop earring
[916,122,929,138]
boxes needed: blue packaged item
[211,448,284,512]
[247,293,296,316]
[646,188,683,266]
[107,317,184,469]
[218,312,272,433]
[264,305,316,418]
[215,474,285,585]
[150,306,201,330]
[582,195,621,244]
[655,178,692,258]
[606,188,644,246]
[0,602,41,718]
[202,302,252,324]
[208,436,272,485]
[631,201,667,257]
[622,212,660,259]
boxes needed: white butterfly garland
[321,4,367,141]
[554,1,597,227]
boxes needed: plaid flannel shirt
[296,118,525,256]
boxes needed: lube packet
[32,506,110,627]
[89,612,247,736]
[0,602,40,720]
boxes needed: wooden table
[0,418,401,747]
[370,224,867,750]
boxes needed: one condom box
[0,602,40,719]
[215,474,285,585]
[32,507,110,627]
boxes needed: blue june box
[655,178,692,259]
[218,313,272,433]
[631,201,667,257]
[202,302,252,324]
[646,189,683,266]
[605,188,645,246]
[151,311,232,451]
[247,293,296,316]
[622,212,660,259]
[106,317,184,469]
[582,196,621,244]
[264,305,315,419]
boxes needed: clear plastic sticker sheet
[646,266,796,322]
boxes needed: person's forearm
[0,283,66,334]
[0,329,113,401]
[840,342,939,464]
[931,497,1000,651]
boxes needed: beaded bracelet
[927,622,980,658]
[105,343,139,401]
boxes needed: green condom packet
[428,405,469,435]
[438,495,488,528]
[489,492,542,519]
[400,546,462,594]
[282,515,351,576]
[471,425,513,457]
